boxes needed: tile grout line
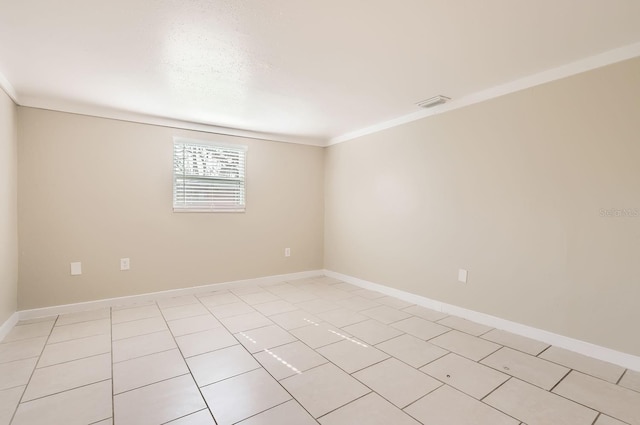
[203,282,632,424]
[616,368,627,385]
[158,407,209,425]
[8,315,60,425]
[16,378,112,404]
[199,296,323,423]
[474,377,530,424]
[155,299,219,424]
[548,368,573,393]
[256,295,436,423]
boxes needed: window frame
[172,137,248,213]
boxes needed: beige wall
[0,88,18,324]
[325,58,640,356]
[18,109,324,309]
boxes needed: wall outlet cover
[120,258,130,271]
[70,262,82,276]
[458,269,468,283]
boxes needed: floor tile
[236,325,297,353]
[187,345,260,387]
[280,363,370,418]
[253,300,299,316]
[481,329,549,356]
[295,299,341,314]
[314,289,353,301]
[312,277,341,285]
[375,296,414,309]
[317,308,368,328]
[236,399,316,425]
[253,341,328,380]
[113,349,189,394]
[290,323,351,349]
[198,292,241,307]
[202,368,291,425]
[430,330,500,361]
[353,358,441,408]
[230,285,268,296]
[277,290,318,304]
[111,304,161,324]
[595,415,628,425]
[23,353,111,401]
[168,314,221,337]
[12,380,112,425]
[335,296,380,312]
[264,283,299,294]
[620,369,640,392]
[317,338,389,373]
[0,358,37,391]
[436,316,493,336]
[161,303,210,321]
[239,291,280,305]
[539,346,626,383]
[402,305,448,321]
[361,305,412,324]
[481,347,569,390]
[319,392,419,425]
[342,319,403,345]
[112,300,156,311]
[157,295,199,309]
[209,302,256,319]
[269,310,321,330]
[375,334,448,368]
[420,353,509,399]
[2,321,54,342]
[391,317,450,340]
[350,289,385,300]
[48,319,110,343]
[112,316,167,340]
[16,316,57,326]
[114,375,205,425]
[56,308,110,326]
[39,333,111,367]
[485,377,598,425]
[0,386,24,425]
[553,371,640,425]
[220,312,274,333]
[330,282,360,292]
[405,385,518,425]
[0,337,47,364]
[166,409,216,424]
[175,328,238,358]
[112,330,176,362]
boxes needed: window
[173,138,247,212]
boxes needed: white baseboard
[0,312,19,341]
[323,269,640,372]
[18,270,324,321]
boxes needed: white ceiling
[1,0,640,145]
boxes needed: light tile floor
[1,275,639,425]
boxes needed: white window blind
[173,139,247,212]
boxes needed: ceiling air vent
[416,95,450,109]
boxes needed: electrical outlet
[120,258,130,271]
[458,269,468,283]
[70,262,82,276]
[284,248,291,257]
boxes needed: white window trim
[172,137,248,213]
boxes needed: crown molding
[328,41,640,146]
[18,96,327,147]
[0,70,18,104]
